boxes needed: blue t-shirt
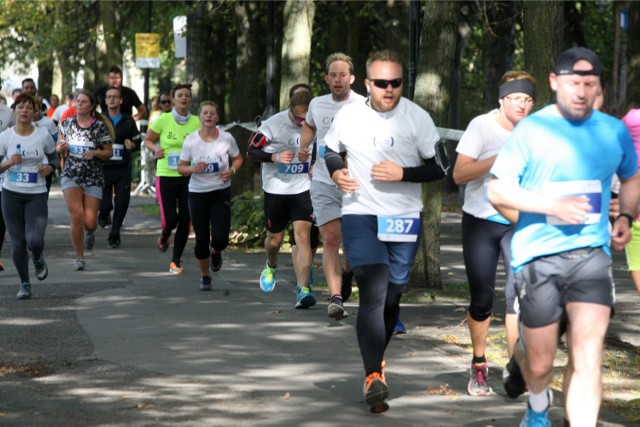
[491,105,638,270]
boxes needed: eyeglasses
[371,78,403,89]
[160,100,172,104]
[106,95,120,99]
[290,109,305,123]
[505,96,534,106]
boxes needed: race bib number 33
[377,215,420,242]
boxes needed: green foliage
[229,190,266,248]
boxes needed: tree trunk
[523,1,563,108]
[37,55,54,101]
[627,0,640,110]
[410,0,459,289]
[97,0,122,83]
[279,0,315,108]
[482,0,516,112]
[187,2,221,113]
[231,1,263,122]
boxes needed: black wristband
[617,213,634,227]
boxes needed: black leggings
[354,264,405,376]
[189,187,231,260]
[156,176,191,263]
[462,212,515,321]
[1,189,48,283]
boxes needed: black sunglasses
[160,100,172,104]
[371,78,402,89]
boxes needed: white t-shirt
[258,110,310,195]
[0,104,15,132]
[34,115,58,140]
[324,97,440,216]
[456,109,512,221]
[180,128,240,193]
[0,126,55,194]
[305,91,365,186]
[52,104,69,123]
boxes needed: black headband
[499,79,536,100]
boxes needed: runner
[488,47,640,426]
[247,90,315,308]
[298,52,365,320]
[57,90,114,271]
[0,94,57,298]
[452,71,536,396]
[178,101,242,291]
[324,49,445,412]
[143,83,200,274]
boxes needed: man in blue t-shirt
[488,47,640,427]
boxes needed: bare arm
[133,103,148,121]
[612,171,640,250]
[452,153,497,185]
[143,129,162,159]
[297,122,316,163]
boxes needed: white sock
[528,388,550,413]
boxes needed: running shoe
[16,283,32,300]
[210,247,222,272]
[84,230,95,250]
[503,356,527,398]
[199,276,212,291]
[107,236,120,249]
[520,400,551,427]
[169,260,184,274]
[74,258,86,271]
[157,234,170,253]
[327,294,348,320]
[468,361,493,396]
[393,318,407,335]
[259,262,276,293]
[341,269,353,302]
[0,260,4,271]
[295,286,316,309]
[363,371,389,413]
[33,255,48,281]
[98,214,111,229]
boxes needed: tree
[628,0,640,109]
[523,1,563,108]
[279,0,316,108]
[410,0,459,289]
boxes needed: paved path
[0,187,636,426]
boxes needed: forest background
[1,0,639,288]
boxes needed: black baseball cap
[554,47,603,77]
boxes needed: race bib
[69,140,95,158]
[278,162,309,175]
[7,166,38,186]
[377,215,420,242]
[203,162,220,173]
[111,143,124,161]
[167,151,181,170]
[543,180,602,225]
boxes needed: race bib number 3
[377,216,420,242]
[278,162,309,174]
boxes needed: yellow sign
[135,33,160,68]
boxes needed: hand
[220,167,234,182]
[124,139,135,150]
[371,159,403,182]
[611,216,632,250]
[298,147,310,163]
[192,162,206,174]
[154,148,165,160]
[550,196,592,224]
[331,168,359,193]
[10,153,22,166]
[39,164,54,176]
[56,141,69,154]
[82,149,97,160]
[609,197,620,220]
[275,150,295,164]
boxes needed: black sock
[472,355,487,365]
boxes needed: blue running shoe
[394,318,407,335]
[295,286,316,308]
[520,406,551,427]
[260,262,277,293]
[16,283,32,300]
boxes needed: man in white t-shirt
[247,90,316,309]
[297,53,365,320]
[324,49,445,413]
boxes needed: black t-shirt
[95,85,143,117]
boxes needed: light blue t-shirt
[491,105,638,270]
